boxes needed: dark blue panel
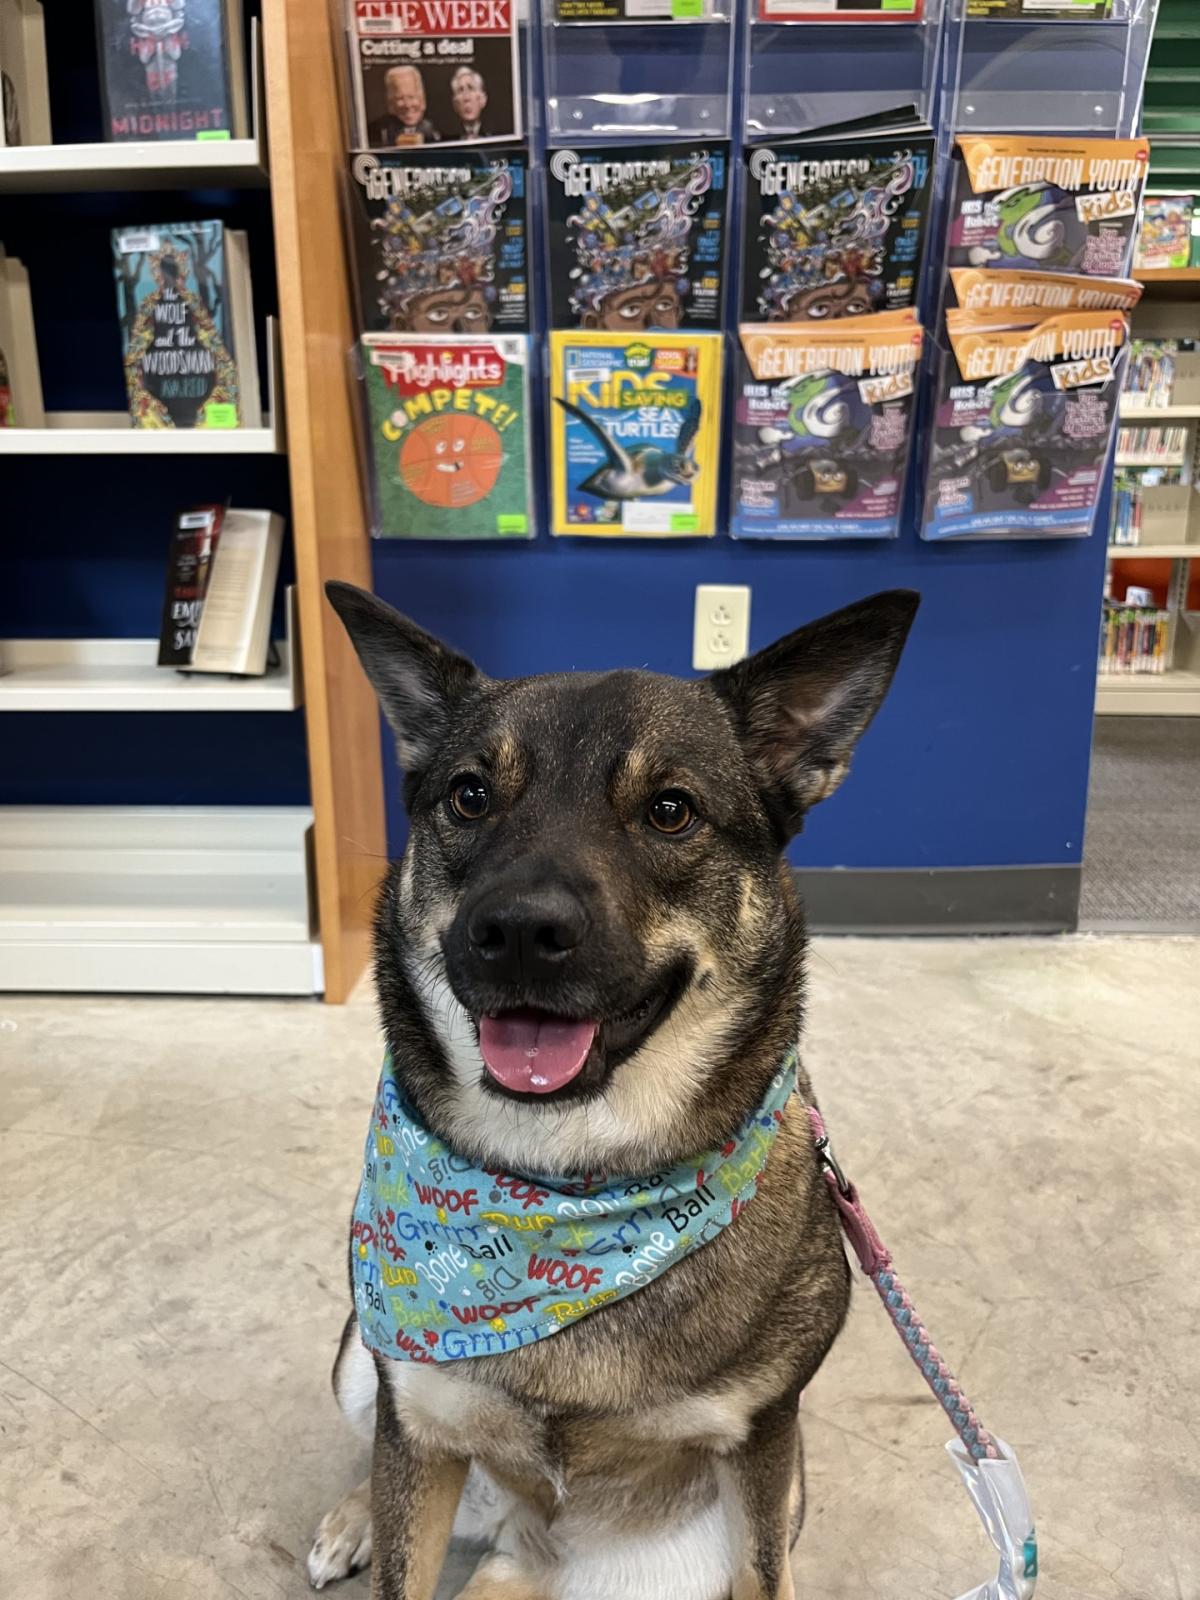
[0,711,309,807]
[371,528,1108,872]
[2,456,293,636]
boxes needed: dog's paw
[307,1479,373,1590]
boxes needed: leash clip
[813,1133,852,1198]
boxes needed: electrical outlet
[693,584,750,671]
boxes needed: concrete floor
[2,936,1197,1600]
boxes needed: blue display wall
[371,3,1137,882]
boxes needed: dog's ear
[325,581,481,771]
[710,589,919,837]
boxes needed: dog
[309,581,918,1600]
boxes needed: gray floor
[2,936,1198,1600]
[1082,718,1200,930]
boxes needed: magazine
[346,0,520,150]
[966,1,1112,17]
[757,0,922,17]
[549,331,722,537]
[741,113,934,322]
[346,148,528,332]
[947,137,1151,279]
[950,267,1143,320]
[732,315,922,540]
[923,310,1129,540]
[545,142,729,331]
[360,333,532,538]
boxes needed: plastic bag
[949,1435,1038,1600]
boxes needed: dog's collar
[350,1048,799,1364]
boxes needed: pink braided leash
[808,1107,1000,1464]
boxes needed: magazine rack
[540,3,737,139]
[941,0,1159,142]
[745,0,944,140]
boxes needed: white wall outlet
[693,584,751,672]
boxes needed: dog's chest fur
[376,1111,850,1509]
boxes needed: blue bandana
[351,1048,799,1363]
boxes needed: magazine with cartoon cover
[965,1,1112,17]
[545,143,729,332]
[756,0,922,18]
[732,315,922,539]
[360,334,531,538]
[950,267,1143,322]
[347,0,520,150]
[948,137,1150,279]
[741,124,934,323]
[922,310,1129,541]
[346,148,527,333]
[111,220,239,428]
[549,331,722,537]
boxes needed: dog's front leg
[370,1398,469,1600]
[723,1395,799,1600]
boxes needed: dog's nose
[465,885,589,984]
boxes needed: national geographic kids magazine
[549,331,722,536]
[947,137,1150,278]
[732,313,923,539]
[922,310,1129,540]
[360,333,532,538]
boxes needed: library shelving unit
[1101,286,1200,716]
[0,1,386,1000]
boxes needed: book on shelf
[1116,425,1190,468]
[184,509,284,677]
[1098,602,1171,677]
[94,0,249,142]
[1123,339,1198,410]
[158,505,283,676]
[110,220,260,429]
[0,242,44,426]
[346,0,521,151]
[158,505,227,666]
[1135,198,1193,273]
[0,0,50,148]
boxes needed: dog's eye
[646,790,696,835]
[448,775,491,822]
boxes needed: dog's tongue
[479,1010,598,1094]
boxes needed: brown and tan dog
[308,582,918,1600]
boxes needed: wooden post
[263,0,387,1002]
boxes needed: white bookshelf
[0,410,282,455]
[0,638,299,713]
[0,137,266,193]
[0,807,321,996]
[0,21,267,194]
[1120,403,1200,422]
[1107,543,1200,560]
[1095,670,1200,717]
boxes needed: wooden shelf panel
[0,639,299,712]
